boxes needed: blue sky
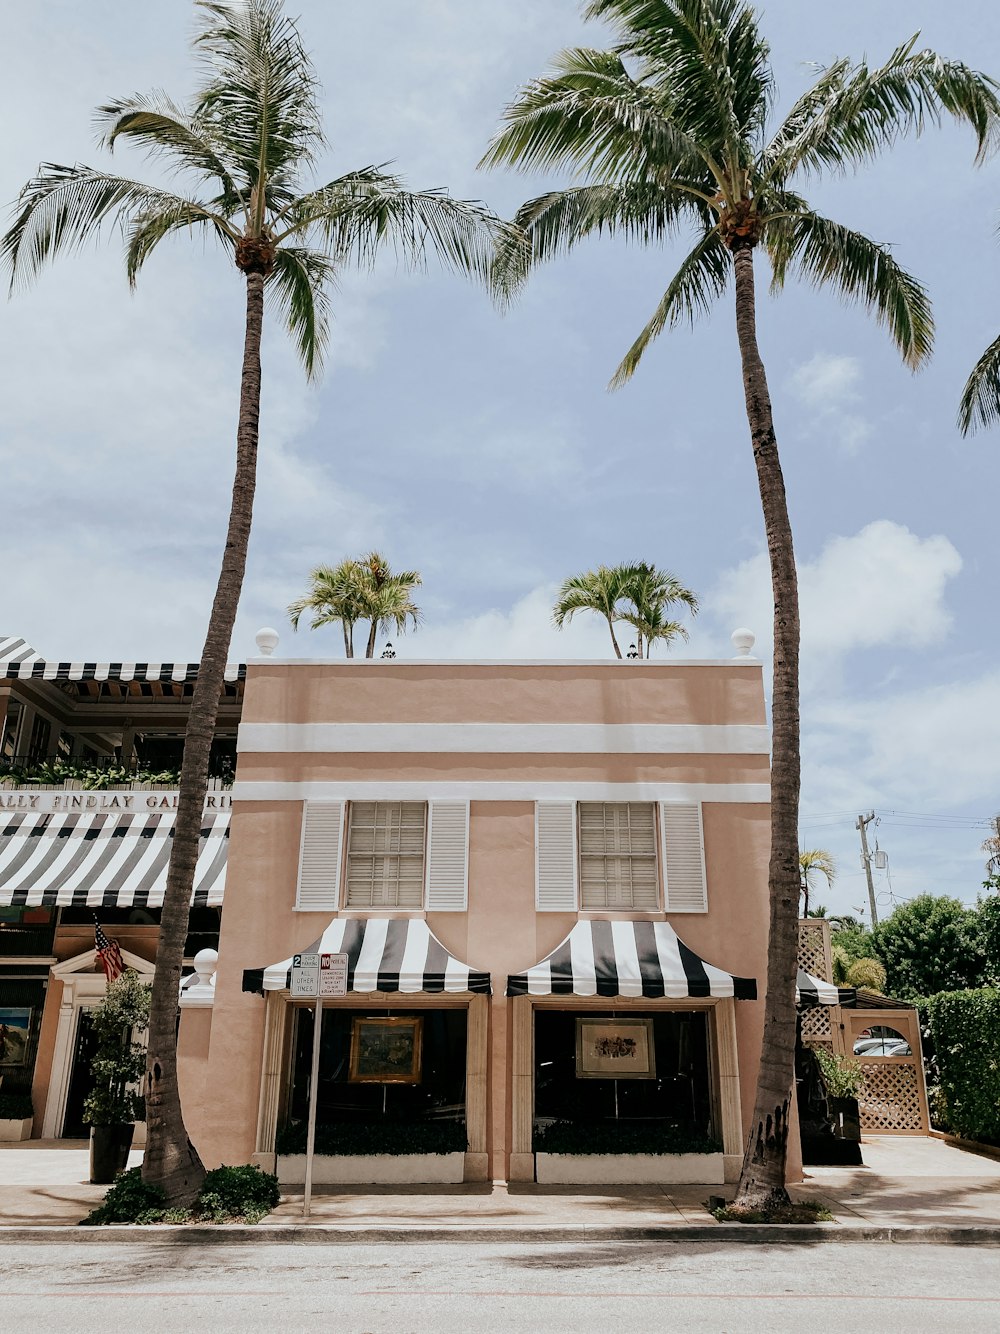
[2,1,999,918]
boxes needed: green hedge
[923,989,1000,1145]
[532,1121,721,1156]
[81,1164,280,1226]
[275,1119,467,1157]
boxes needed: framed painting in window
[349,1015,423,1084]
[0,1008,32,1066]
[575,1017,656,1080]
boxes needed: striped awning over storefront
[796,968,855,1007]
[243,917,491,995]
[0,811,229,907]
[506,920,757,1000]
[0,634,245,684]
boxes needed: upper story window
[578,802,658,909]
[344,801,427,908]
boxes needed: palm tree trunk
[342,621,353,658]
[730,240,802,1211]
[606,617,623,659]
[142,271,265,1206]
[365,621,378,658]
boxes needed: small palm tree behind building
[289,553,421,658]
[552,561,697,657]
[799,849,837,918]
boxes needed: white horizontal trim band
[232,781,770,803]
[237,723,770,755]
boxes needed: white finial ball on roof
[193,948,218,986]
[255,627,279,656]
[731,628,756,658]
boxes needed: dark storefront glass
[534,1010,714,1140]
[286,1007,467,1132]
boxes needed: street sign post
[302,952,348,1218]
[290,953,320,999]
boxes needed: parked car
[853,1037,911,1057]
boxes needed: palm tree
[799,849,836,918]
[289,552,422,657]
[619,561,698,657]
[552,564,635,657]
[3,0,509,1205]
[960,299,1000,431]
[483,0,998,1209]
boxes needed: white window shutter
[295,801,344,911]
[660,802,708,912]
[536,802,578,911]
[425,801,469,911]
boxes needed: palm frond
[1,163,228,290]
[266,246,336,378]
[524,180,702,254]
[765,37,1000,183]
[95,94,245,211]
[194,0,322,219]
[763,210,932,369]
[480,46,710,185]
[609,226,730,387]
[585,0,773,168]
[283,170,511,285]
[126,199,235,287]
[958,331,1000,433]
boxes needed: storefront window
[534,1010,714,1142]
[0,977,47,1099]
[0,907,56,956]
[283,1007,467,1149]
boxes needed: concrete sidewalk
[2,1135,999,1240]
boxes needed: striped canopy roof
[506,920,757,1000]
[0,811,229,908]
[0,633,244,683]
[243,916,491,996]
[797,968,855,1007]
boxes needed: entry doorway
[61,1009,98,1138]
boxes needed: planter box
[535,1151,724,1185]
[277,1151,465,1185]
[0,1117,33,1142]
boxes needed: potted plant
[83,971,150,1184]
[814,1048,865,1142]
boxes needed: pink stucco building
[179,646,775,1186]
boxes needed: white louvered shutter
[425,801,469,911]
[535,801,578,911]
[295,801,344,911]
[660,801,708,912]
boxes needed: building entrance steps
[2,1136,1000,1235]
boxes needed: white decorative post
[255,627,280,657]
[730,628,757,660]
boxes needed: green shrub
[275,1119,467,1157]
[845,956,887,993]
[923,988,1000,1145]
[0,1093,34,1120]
[81,1167,166,1225]
[81,1164,280,1226]
[198,1165,280,1222]
[532,1121,721,1155]
[82,971,150,1127]
[813,1048,865,1099]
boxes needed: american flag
[95,918,125,983]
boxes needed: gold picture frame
[575,1017,656,1080]
[348,1015,423,1084]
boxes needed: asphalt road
[3,1240,1000,1333]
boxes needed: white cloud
[710,520,963,680]
[787,352,873,454]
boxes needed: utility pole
[857,811,879,927]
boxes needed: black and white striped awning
[797,969,855,1007]
[506,920,757,1000]
[0,811,229,907]
[243,917,491,996]
[0,634,244,683]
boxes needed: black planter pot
[89,1123,135,1184]
[830,1096,862,1143]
